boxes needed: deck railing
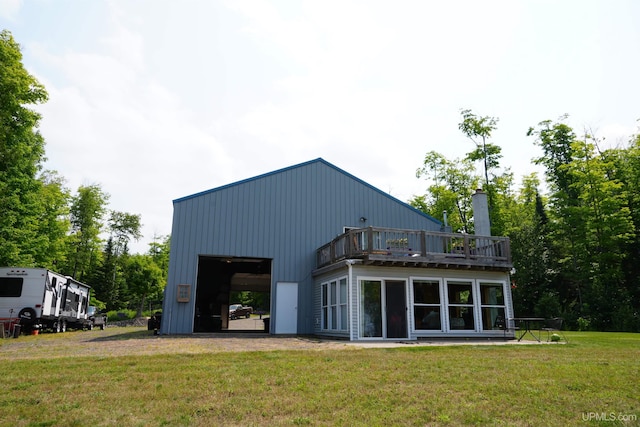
[316,227,511,269]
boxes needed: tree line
[1,30,168,314]
[411,110,640,332]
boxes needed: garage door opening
[194,256,271,333]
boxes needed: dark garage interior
[194,256,271,332]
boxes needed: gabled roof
[174,158,440,224]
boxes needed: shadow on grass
[88,328,158,342]
[88,327,274,343]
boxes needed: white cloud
[0,0,22,21]
[30,7,236,253]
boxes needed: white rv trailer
[0,267,91,334]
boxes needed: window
[330,280,337,328]
[322,284,328,329]
[0,278,23,297]
[321,276,348,331]
[177,284,191,302]
[339,278,348,331]
[413,279,442,330]
[50,276,58,312]
[360,280,382,337]
[447,281,475,330]
[480,282,506,330]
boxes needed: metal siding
[163,159,442,334]
[240,183,252,252]
[162,201,198,334]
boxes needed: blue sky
[1,0,639,253]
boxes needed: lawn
[0,330,638,426]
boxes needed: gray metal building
[160,158,443,335]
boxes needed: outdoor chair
[541,317,568,343]
[494,316,518,340]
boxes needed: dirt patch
[0,326,353,360]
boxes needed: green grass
[1,331,639,426]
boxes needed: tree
[92,237,120,310]
[458,109,503,233]
[608,133,640,331]
[413,151,478,233]
[485,169,516,237]
[458,109,501,192]
[566,137,634,330]
[148,234,170,281]
[528,118,584,319]
[0,30,49,266]
[508,175,557,317]
[96,211,143,310]
[529,117,637,330]
[109,211,143,255]
[32,171,71,268]
[124,254,164,316]
[65,185,109,280]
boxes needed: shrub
[142,309,162,318]
[577,316,591,331]
[106,309,137,322]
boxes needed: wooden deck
[316,227,512,271]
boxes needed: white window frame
[444,278,478,332]
[410,277,444,332]
[356,276,409,340]
[321,276,349,331]
[339,277,348,331]
[478,280,508,331]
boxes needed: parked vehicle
[87,306,107,330]
[147,311,162,332]
[0,267,93,334]
[228,304,253,320]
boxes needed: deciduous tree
[125,254,164,316]
[458,109,503,232]
[0,30,49,266]
[65,185,109,280]
[413,151,478,233]
[458,109,501,191]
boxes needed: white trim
[315,266,513,341]
[347,260,354,341]
[409,276,445,333]
[275,282,298,334]
[477,279,508,331]
[356,275,409,340]
[443,277,478,333]
[320,275,349,333]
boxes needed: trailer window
[0,278,23,297]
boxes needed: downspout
[347,259,355,341]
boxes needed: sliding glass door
[359,279,408,339]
